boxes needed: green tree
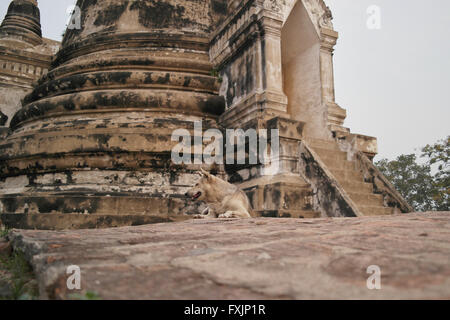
[421,136,449,211]
[376,154,435,211]
[375,136,449,211]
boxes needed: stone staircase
[308,139,394,216]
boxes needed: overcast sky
[327,0,450,161]
[1,0,448,161]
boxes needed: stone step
[329,169,364,182]
[347,192,384,206]
[308,140,394,217]
[317,154,349,167]
[327,160,357,171]
[358,206,394,216]
[308,139,341,151]
[0,213,181,230]
[256,210,321,219]
[312,147,348,161]
[340,180,373,194]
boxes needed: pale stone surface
[7,212,450,300]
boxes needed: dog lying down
[185,169,253,219]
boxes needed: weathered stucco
[0,0,412,229]
[282,1,327,140]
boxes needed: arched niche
[281,0,329,140]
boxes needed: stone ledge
[0,213,184,230]
[7,212,450,299]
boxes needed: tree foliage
[375,136,449,211]
[421,136,449,211]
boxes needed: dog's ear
[200,168,211,179]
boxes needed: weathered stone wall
[219,42,258,111]
[0,87,28,128]
[0,47,55,127]
[0,0,413,228]
[0,0,228,222]
[63,0,227,46]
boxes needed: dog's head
[185,169,214,202]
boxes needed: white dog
[186,169,253,219]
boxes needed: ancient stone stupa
[0,0,59,132]
[0,0,412,229]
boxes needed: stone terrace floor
[7,212,450,299]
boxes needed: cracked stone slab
[7,212,450,300]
